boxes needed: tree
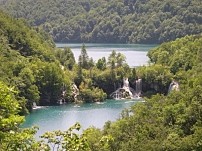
[78,44,89,69]
[0,82,43,150]
[2,0,202,43]
[0,82,23,134]
[108,50,117,68]
[41,123,90,151]
[35,62,69,105]
[108,50,126,68]
[55,47,75,70]
[116,52,126,67]
[96,57,107,70]
[18,67,40,110]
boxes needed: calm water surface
[22,99,143,137]
[56,43,157,67]
[22,44,153,137]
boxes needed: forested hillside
[1,8,202,150]
[0,0,201,43]
[0,10,74,112]
[83,34,202,151]
[0,10,131,112]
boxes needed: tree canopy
[83,34,202,151]
[0,10,73,111]
[0,5,202,150]
[0,0,201,44]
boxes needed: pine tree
[78,44,89,69]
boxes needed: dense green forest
[0,10,111,112]
[0,9,148,110]
[1,22,202,149]
[85,34,202,151]
[0,11,75,111]
[0,0,201,43]
[0,3,202,150]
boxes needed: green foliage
[79,81,107,102]
[0,11,72,109]
[0,84,91,150]
[82,34,202,151]
[108,50,126,68]
[1,0,202,43]
[75,49,135,97]
[41,123,90,151]
[0,10,55,61]
[100,84,202,150]
[55,47,75,70]
[148,35,202,74]
[133,34,202,95]
[78,44,91,69]
[83,127,114,151]
[1,5,202,151]
[0,82,23,133]
[96,57,107,70]
[106,50,130,82]
[0,82,45,151]
[34,61,71,105]
[0,127,50,151]
[137,64,173,94]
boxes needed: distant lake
[56,43,157,67]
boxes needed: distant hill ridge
[0,0,202,43]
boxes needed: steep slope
[0,0,202,43]
[0,11,72,111]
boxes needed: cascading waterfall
[72,83,79,102]
[168,80,179,93]
[135,78,142,97]
[122,78,133,97]
[32,102,44,109]
[57,83,80,104]
[110,78,141,99]
[33,102,37,108]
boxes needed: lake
[22,99,143,137]
[56,43,157,67]
[22,43,155,137]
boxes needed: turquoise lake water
[22,44,155,137]
[22,99,143,137]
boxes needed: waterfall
[33,102,37,108]
[32,102,43,109]
[123,78,129,88]
[57,83,67,104]
[72,84,79,102]
[135,78,142,97]
[123,78,133,97]
[168,80,179,93]
[110,78,135,99]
